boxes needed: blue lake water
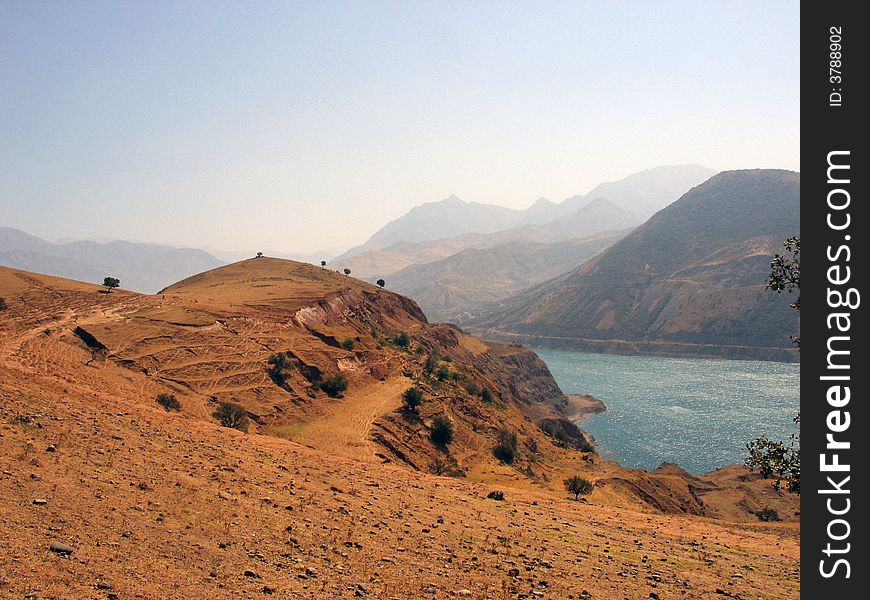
[534,349,800,474]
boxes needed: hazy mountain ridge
[387,230,629,322]
[0,226,224,294]
[338,165,716,261]
[466,170,800,360]
[334,197,639,281]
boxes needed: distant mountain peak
[527,197,556,210]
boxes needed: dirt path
[293,376,408,462]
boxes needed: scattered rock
[96,580,114,590]
[49,542,74,555]
[243,570,261,578]
[486,490,505,501]
[262,585,276,594]
[33,498,48,505]
[508,568,520,577]
[45,444,56,453]
[649,593,660,600]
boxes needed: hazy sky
[1,1,799,254]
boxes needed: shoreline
[565,393,607,421]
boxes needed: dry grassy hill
[0,261,799,598]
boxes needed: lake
[534,349,800,474]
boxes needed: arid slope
[0,262,799,598]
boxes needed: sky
[1,1,800,255]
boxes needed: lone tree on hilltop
[376,279,385,288]
[564,475,594,501]
[343,268,351,276]
[321,260,327,267]
[745,236,800,494]
[213,402,249,432]
[402,387,424,413]
[256,252,263,258]
[103,277,120,292]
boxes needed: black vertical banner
[802,2,868,596]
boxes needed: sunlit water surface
[534,349,799,474]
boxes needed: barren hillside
[0,261,799,598]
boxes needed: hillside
[468,170,801,360]
[0,226,224,293]
[0,261,799,597]
[388,232,627,322]
[334,198,637,281]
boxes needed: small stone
[33,498,48,505]
[486,490,505,501]
[45,444,57,453]
[508,568,520,577]
[243,570,261,578]
[96,581,114,590]
[456,591,472,597]
[649,594,660,600]
[262,585,276,594]
[49,542,74,555]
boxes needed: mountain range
[337,164,715,261]
[387,230,628,322]
[467,169,801,360]
[0,227,224,294]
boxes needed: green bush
[156,393,181,412]
[318,373,349,397]
[564,475,594,500]
[402,387,424,412]
[480,388,494,404]
[394,332,410,348]
[435,365,450,381]
[757,507,781,522]
[341,338,356,351]
[464,381,482,396]
[267,352,294,384]
[213,402,249,432]
[430,415,454,446]
[424,352,438,374]
[493,428,518,464]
